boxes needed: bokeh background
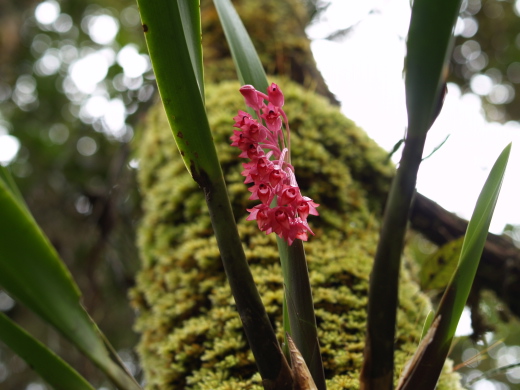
[0,0,520,389]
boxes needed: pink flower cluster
[231,83,319,245]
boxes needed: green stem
[278,237,326,390]
[359,133,427,390]
[282,292,291,361]
[196,171,294,390]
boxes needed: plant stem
[359,133,427,390]
[278,237,326,390]
[199,172,294,390]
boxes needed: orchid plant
[0,0,514,390]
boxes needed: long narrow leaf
[360,0,462,388]
[399,143,511,389]
[138,0,217,178]
[0,165,28,214]
[406,0,461,135]
[177,0,205,100]
[214,0,325,387]
[0,180,140,390]
[137,1,293,387]
[213,0,268,92]
[0,312,95,390]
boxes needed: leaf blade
[213,0,268,91]
[360,1,463,387]
[0,312,95,390]
[405,0,461,134]
[177,0,204,100]
[0,178,141,390]
[399,143,512,389]
[138,0,219,180]
[278,238,326,390]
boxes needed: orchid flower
[231,83,319,245]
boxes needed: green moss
[130,80,463,389]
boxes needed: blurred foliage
[0,0,151,388]
[450,0,520,122]
[450,290,520,389]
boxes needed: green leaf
[138,0,218,180]
[213,0,268,91]
[405,0,462,135]
[137,1,293,387]
[420,310,435,341]
[361,1,463,387]
[0,179,140,390]
[399,143,512,390]
[0,312,95,390]
[0,165,28,213]
[282,292,291,360]
[445,143,511,338]
[177,0,204,100]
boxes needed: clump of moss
[130,80,462,389]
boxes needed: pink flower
[237,143,263,160]
[285,217,314,246]
[279,185,302,206]
[242,156,274,184]
[246,121,268,142]
[267,83,284,107]
[233,110,253,128]
[232,83,319,245]
[240,85,268,112]
[246,204,272,233]
[296,197,320,220]
[248,182,274,204]
[271,209,315,246]
[273,207,292,233]
[269,167,286,187]
[261,103,283,132]
[230,130,251,150]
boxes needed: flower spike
[231,83,319,245]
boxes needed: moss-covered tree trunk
[130,1,464,389]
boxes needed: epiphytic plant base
[130,80,463,390]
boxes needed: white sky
[308,0,520,234]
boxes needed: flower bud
[240,85,264,111]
